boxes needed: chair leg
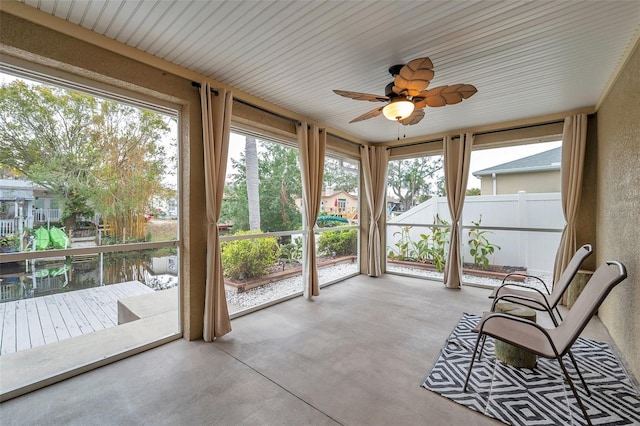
[478,335,488,361]
[464,333,484,392]
[566,350,591,396]
[554,306,564,322]
[557,355,592,426]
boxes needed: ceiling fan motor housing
[385,82,402,99]
[387,64,406,98]
[388,64,405,77]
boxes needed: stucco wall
[575,117,598,272]
[596,38,640,380]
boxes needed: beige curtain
[553,114,587,302]
[297,122,326,298]
[360,145,390,277]
[200,82,233,341]
[443,133,474,289]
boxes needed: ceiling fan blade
[414,84,478,107]
[457,84,478,99]
[392,57,435,97]
[442,84,464,104]
[349,106,385,123]
[442,84,478,104]
[333,89,388,102]
[400,108,425,126]
[414,86,447,107]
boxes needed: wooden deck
[0,281,153,355]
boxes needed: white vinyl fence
[387,192,564,275]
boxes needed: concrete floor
[0,274,618,425]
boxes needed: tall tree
[1,81,99,230]
[245,136,261,230]
[323,158,359,193]
[92,101,170,240]
[0,80,171,238]
[221,141,302,233]
[387,156,444,211]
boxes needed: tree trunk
[64,214,77,234]
[245,136,261,231]
[494,302,537,368]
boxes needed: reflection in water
[0,250,178,302]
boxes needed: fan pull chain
[396,121,407,140]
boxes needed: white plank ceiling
[14,0,640,142]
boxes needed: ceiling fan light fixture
[382,98,414,121]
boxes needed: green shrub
[467,215,500,269]
[221,231,279,280]
[426,214,450,272]
[278,236,303,263]
[0,234,20,251]
[387,215,450,272]
[388,226,412,261]
[318,229,357,257]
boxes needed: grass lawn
[146,219,177,242]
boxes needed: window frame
[220,128,361,318]
[0,61,185,399]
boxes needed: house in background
[473,147,561,195]
[321,190,358,218]
[0,178,58,235]
[1,176,177,236]
[296,189,358,219]
[386,195,403,217]
[150,194,178,219]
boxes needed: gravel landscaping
[227,261,553,313]
[226,261,359,310]
[386,264,552,293]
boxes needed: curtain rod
[475,119,565,137]
[191,81,359,137]
[192,81,301,126]
[391,119,570,150]
[235,97,303,128]
[474,112,593,138]
[191,81,218,96]
[327,132,362,148]
[388,138,443,150]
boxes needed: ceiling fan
[333,57,477,126]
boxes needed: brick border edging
[387,259,527,281]
[225,255,357,292]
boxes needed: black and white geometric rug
[422,313,640,425]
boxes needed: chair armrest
[494,283,552,304]
[498,274,551,294]
[496,273,551,296]
[491,293,555,323]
